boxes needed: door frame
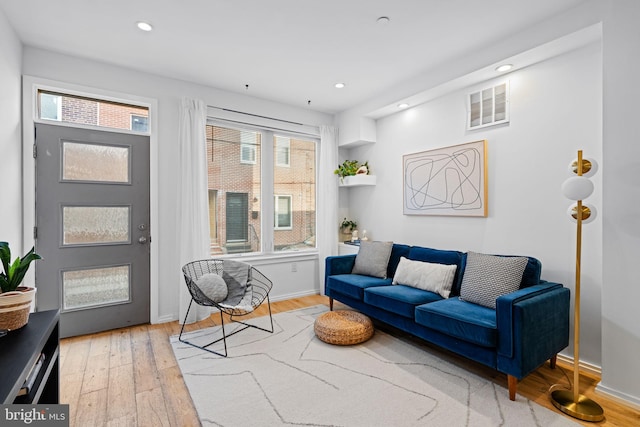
[21,76,161,324]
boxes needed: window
[275,136,290,166]
[274,195,292,229]
[240,131,257,164]
[206,123,316,255]
[272,135,316,251]
[207,125,261,254]
[37,90,149,133]
[131,115,149,132]
[40,93,62,121]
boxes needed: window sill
[218,250,318,265]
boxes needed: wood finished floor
[60,295,639,427]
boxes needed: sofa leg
[549,354,557,369]
[508,375,517,401]
[329,297,334,311]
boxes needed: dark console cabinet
[0,310,60,404]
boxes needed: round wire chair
[179,259,273,356]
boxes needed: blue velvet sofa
[324,243,570,400]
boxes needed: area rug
[170,305,577,427]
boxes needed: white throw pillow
[196,273,228,303]
[392,257,457,298]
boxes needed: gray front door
[34,123,150,337]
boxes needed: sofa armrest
[496,282,570,378]
[325,255,356,277]
[324,255,357,296]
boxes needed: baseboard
[595,383,640,410]
[556,353,602,377]
[155,314,176,324]
[555,354,640,409]
[153,290,322,324]
[269,289,321,302]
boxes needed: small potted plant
[340,218,357,241]
[334,160,370,184]
[0,242,41,331]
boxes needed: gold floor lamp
[551,150,604,422]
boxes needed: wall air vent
[467,81,509,130]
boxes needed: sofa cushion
[351,241,394,278]
[407,246,465,296]
[327,274,392,300]
[459,252,528,309]
[365,285,442,319]
[415,297,497,348]
[392,257,457,298]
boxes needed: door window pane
[40,93,62,121]
[63,206,130,245]
[63,141,130,183]
[38,90,149,133]
[63,265,130,310]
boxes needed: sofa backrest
[519,256,542,288]
[387,243,411,279]
[406,246,466,296]
[457,253,542,293]
[385,244,542,296]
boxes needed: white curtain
[178,98,212,324]
[318,125,339,293]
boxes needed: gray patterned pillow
[459,251,528,309]
[351,241,393,278]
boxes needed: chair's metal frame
[179,259,274,357]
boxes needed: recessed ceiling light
[377,16,390,24]
[136,21,153,32]
[397,103,409,109]
[496,64,513,73]
[334,83,345,89]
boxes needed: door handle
[138,236,148,244]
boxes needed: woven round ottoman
[314,310,374,345]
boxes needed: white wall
[20,47,332,322]
[0,10,23,252]
[599,0,640,407]
[344,43,603,367]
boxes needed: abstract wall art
[403,140,487,217]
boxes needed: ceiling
[0,0,588,114]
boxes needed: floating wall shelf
[339,175,377,187]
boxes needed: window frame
[206,119,318,256]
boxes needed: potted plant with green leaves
[334,160,370,184]
[340,218,357,241]
[0,242,41,331]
